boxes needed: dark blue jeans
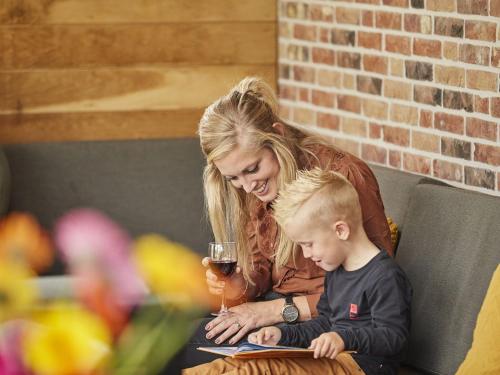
[162,292,287,374]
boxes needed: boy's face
[285,216,346,272]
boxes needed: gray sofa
[371,165,500,375]
[2,139,212,275]
[1,139,499,375]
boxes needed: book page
[197,343,314,359]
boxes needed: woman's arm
[205,294,313,345]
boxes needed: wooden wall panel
[0,23,276,69]
[0,109,204,143]
[0,0,275,24]
[0,1,277,144]
[0,65,276,114]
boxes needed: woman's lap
[161,317,250,374]
[162,292,289,374]
[181,352,364,375]
[163,320,289,374]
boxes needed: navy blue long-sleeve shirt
[278,250,412,375]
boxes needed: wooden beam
[0,0,276,24]
[0,109,204,143]
[0,22,276,69]
[0,64,276,114]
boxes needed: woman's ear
[271,122,285,136]
[334,221,350,241]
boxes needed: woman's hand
[204,300,283,345]
[309,332,345,359]
[248,326,282,346]
[202,257,246,300]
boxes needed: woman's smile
[254,180,268,195]
[214,145,280,203]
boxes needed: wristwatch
[281,295,299,324]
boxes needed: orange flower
[0,212,53,272]
[77,276,129,338]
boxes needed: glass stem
[221,289,227,313]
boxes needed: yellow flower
[0,212,53,272]
[22,303,112,375]
[133,235,212,308]
[0,261,37,322]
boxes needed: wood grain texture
[0,22,276,69]
[0,0,276,24]
[0,109,204,143]
[0,64,276,114]
[0,1,277,143]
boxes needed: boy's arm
[278,277,332,347]
[332,269,412,357]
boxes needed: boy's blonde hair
[273,168,363,234]
[198,77,331,281]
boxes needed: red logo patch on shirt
[349,303,358,319]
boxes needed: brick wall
[278,0,500,196]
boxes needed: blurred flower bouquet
[0,209,214,375]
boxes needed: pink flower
[54,209,146,310]
[0,320,32,375]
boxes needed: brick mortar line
[279,57,500,99]
[278,55,500,87]
[300,121,497,166]
[282,88,495,128]
[282,94,498,134]
[280,98,500,147]
[278,77,500,123]
[303,111,499,152]
[278,44,500,74]
[292,122,500,195]
[278,39,500,75]
[283,98,500,135]
[295,123,500,174]
[279,39,500,73]
[280,0,500,23]
[291,121,500,196]
[278,36,497,57]
[280,16,499,46]
[278,37,499,67]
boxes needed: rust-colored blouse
[244,144,393,316]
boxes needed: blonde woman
[168,77,392,371]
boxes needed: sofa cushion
[4,139,212,274]
[0,147,10,217]
[395,183,500,375]
[369,165,422,231]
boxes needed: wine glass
[208,242,237,316]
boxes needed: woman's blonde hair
[198,77,328,283]
[273,168,363,233]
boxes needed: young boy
[184,168,412,375]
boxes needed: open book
[197,342,314,359]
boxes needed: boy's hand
[248,326,282,346]
[309,332,345,359]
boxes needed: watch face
[283,305,299,323]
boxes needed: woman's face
[214,144,281,203]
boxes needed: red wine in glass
[209,260,237,279]
[208,242,237,316]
